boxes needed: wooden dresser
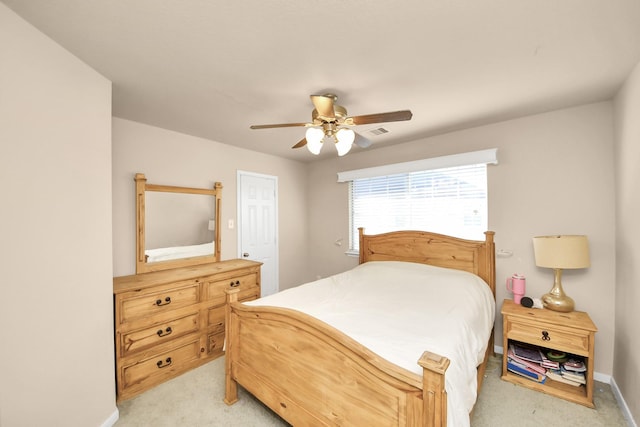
[113,259,261,401]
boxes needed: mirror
[135,173,222,274]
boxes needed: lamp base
[541,292,574,312]
[541,268,576,312]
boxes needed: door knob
[243,252,249,258]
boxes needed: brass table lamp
[532,235,590,312]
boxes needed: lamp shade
[533,235,590,269]
[335,128,355,156]
[305,127,324,155]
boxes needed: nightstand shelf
[501,299,597,408]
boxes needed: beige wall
[307,102,616,376]
[111,118,310,291]
[0,4,116,427]
[613,62,640,423]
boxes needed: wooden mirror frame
[135,173,222,274]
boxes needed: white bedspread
[145,241,214,262]
[244,261,495,427]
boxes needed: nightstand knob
[541,330,550,341]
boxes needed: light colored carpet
[115,355,629,426]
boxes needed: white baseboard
[610,376,638,427]
[101,407,119,427]
[594,371,611,383]
[495,344,637,427]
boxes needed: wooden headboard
[358,228,496,298]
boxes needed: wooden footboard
[225,289,450,427]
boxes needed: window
[338,149,497,252]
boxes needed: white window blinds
[339,149,497,252]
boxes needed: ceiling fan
[250,94,413,156]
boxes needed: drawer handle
[230,280,240,288]
[541,331,550,341]
[155,297,172,306]
[156,357,172,369]
[156,326,173,337]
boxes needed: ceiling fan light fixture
[335,128,355,156]
[305,127,324,155]
[250,93,412,156]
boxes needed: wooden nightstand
[501,299,597,408]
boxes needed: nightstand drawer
[506,318,590,356]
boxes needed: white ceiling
[5,0,640,162]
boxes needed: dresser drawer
[506,318,590,356]
[207,305,225,334]
[120,312,200,357]
[119,281,199,323]
[207,331,225,357]
[206,273,259,305]
[121,339,201,390]
[238,285,260,302]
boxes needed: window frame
[337,149,498,254]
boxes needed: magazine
[512,343,543,363]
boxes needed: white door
[237,171,278,297]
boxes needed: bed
[224,228,496,427]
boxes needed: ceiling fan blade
[347,110,413,126]
[292,138,307,149]
[354,132,372,148]
[310,94,336,119]
[250,122,308,129]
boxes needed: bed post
[358,227,366,264]
[223,288,240,405]
[483,231,496,357]
[483,231,496,297]
[418,351,450,427]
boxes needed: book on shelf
[511,343,544,363]
[560,367,586,384]
[508,346,546,375]
[546,369,583,387]
[562,358,587,372]
[507,359,546,383]
[507,341,588,386]
[540,352,560,369]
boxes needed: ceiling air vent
[369,127,389,136]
